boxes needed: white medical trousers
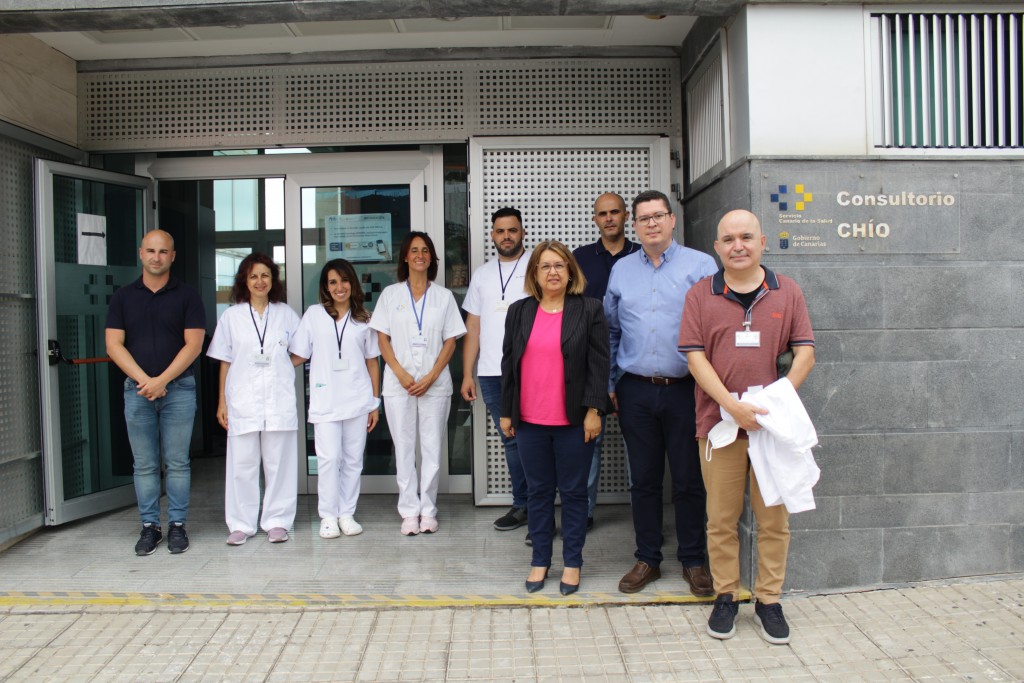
[224,430,297,535]
[384,394,448,519]
[313,417,367,519]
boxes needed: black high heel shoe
[525,568,549,593]
[559,569,581,596]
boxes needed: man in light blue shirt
[605,190,718,596]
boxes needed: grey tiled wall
[683,159,1024,591]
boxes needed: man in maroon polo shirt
[679,209,815,644]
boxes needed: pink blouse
[519,309,568,425]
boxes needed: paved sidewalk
[0,456,1020,681]
[1,575,1021,681]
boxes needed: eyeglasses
[634,212,671,226]
[537,262,568,273]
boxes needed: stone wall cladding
[683,158,1024,591]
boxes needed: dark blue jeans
[479,376,527,508]
[516,421,594,569]
[616,373,707,568]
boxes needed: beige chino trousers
[698,437,790,603]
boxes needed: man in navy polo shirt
[105,229,206,556]
[571,192,639,530]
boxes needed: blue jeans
[123,375,197,526]
[479,376,527,508]
[516,421,594,569]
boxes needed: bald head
[141,229,175,251]
[714,209,766,275]
[139,229,176,280]
[592,192,628,243]
[716,209,762,239]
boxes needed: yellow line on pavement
[0,590,747,610]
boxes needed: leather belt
[624,372,687,386]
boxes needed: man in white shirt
[461,207,531,532]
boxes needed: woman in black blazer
[500,240,612,595]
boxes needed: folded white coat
[709,377,820,514]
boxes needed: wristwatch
[589,406,604,417]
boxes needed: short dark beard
[496,241,523,259]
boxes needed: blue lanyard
[407,281,428,335]
[497,253,523,301]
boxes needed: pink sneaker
[401,517,420,536]
[419,516,438,534]
[226,530,248,546]
[268,527,289,543]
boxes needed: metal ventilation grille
[80,59,680,150]
[82,71,276,146]
[476,140,655,504]
[283,66,465,140]
[477,61,678,134]
[686,44,726,184]
[0,133,58,543]
[872,12,1024,148]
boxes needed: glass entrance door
[34,160,152,525]
[285,167,439,494]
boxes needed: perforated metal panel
[0,133,64,543]
[79,59,680,151]
[284,66,465,141]
[82,71,276,148]
[0,456,43,537]
[472,137,667,504]
[476,61,677,134]
[0,300,39,468]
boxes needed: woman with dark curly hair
[208,252,301,546]
[289,259,381,539]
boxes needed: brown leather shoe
[682,564,714,597]
[618,561,661,593]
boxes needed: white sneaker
[339,515,363,536]
[319,517,341,539]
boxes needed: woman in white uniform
[290,258,381,539]
[370,231,466,536]
[208,253,301,545]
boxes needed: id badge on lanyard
[408,282,429,363]
[735,322,761,348]
[253,347,272,365]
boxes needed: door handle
[47,339,110,366]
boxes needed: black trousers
[616,373,707,568]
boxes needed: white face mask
[708,420,739,450]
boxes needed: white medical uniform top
[462,257,529,376]
[369,281,467,398]
[289,304,380,423]
[207,301,300,436]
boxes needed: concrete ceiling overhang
[0,1,746,33]
[2,0,972,66]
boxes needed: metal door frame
[34,159,154,525]
[146,148,461,496]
